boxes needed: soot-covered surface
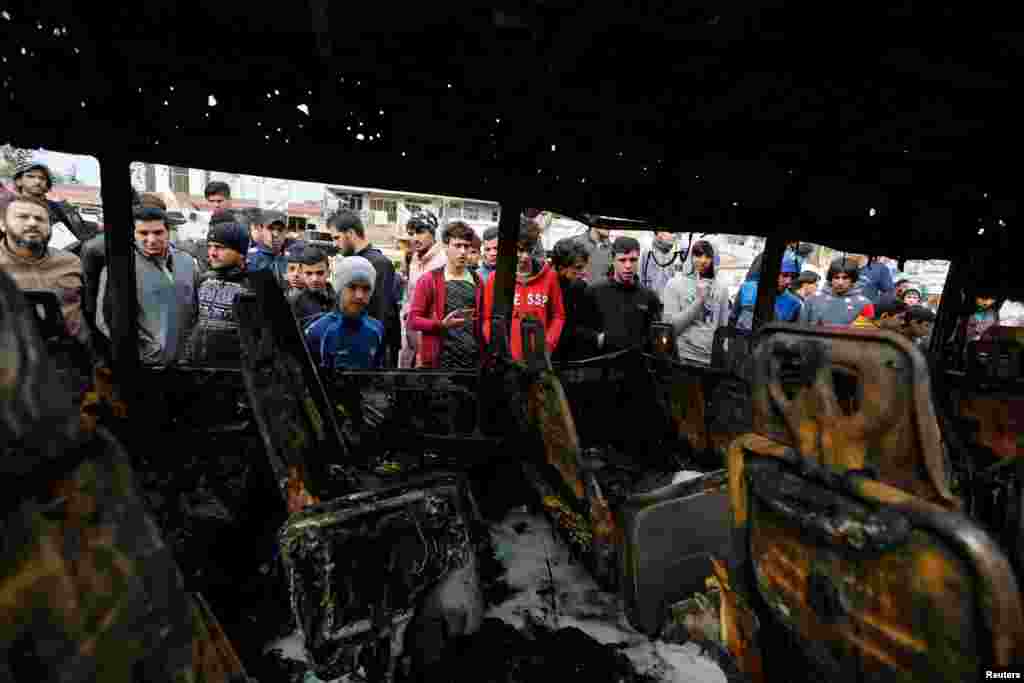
[264,510,727,683]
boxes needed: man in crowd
[468,231,482,270]
[245,208,289,284]
[858,255,895,305]
[798,257,875,327]
[408,221,482,369]
[550,237,600,363]
[793,270,820,300]
[400,211,447,368]
[328,209,401,367]
[0,194,88,345]
[290,245,337,328]
[570,220,613,285]
[11,161,76,238]
[639,231,685,300]
[873,299,909,333]
[284,239,308,301]
[477,226,499,284]
[95,194,200,365]
[585,236,663,352]
[904,305,936,346]
[879,278,912,308]
[188,219,253,366]
[731,252,802,331]
[305,255,385,369]
[481,217,565,361]
[205,180,232,212]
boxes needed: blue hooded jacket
[731,253,802,331]
[304,311,385,370]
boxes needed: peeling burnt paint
[278,475,476,680]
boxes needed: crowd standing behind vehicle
[0,172,982,394]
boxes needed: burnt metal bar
[98,153,140,401]
[752,234,786,330]
[489,199,522,356]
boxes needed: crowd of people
[0,165,1006,387]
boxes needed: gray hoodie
[662,265,731,365]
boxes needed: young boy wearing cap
[187,219,253,366]
[291,246,337,329]
[304,256,385,370]
[284,239,308,301]
[793,270,820,301]
[730,251,802,332]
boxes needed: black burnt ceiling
[2,1,1021,257]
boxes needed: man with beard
[0,194,88,345]
[570,220,613,285]
[400,211,447,368]
[95,195,200,365]
[328,209,400,366]
[188,219,253,366]
[550,237,601,363]
[245,208,289,284]
[639,231,686,300]
[290,245,337,329]
[11,161,76,240]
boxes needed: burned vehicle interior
[5,1,1024,681]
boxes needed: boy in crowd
[291,246,337,328]
[587,236,663,353]
[550,237,601,363]
[468,231,482,270]
[477,226,499,284]
[481,217,565,361]
[730,252,802,331]
[873,299,909,333]
[284,240,307,301]
[904,305,936,346]
[793,271,820,300]
[304,255,385,369]
[188,219,252,366]
[798,257,875,327]
[408,221,482,369]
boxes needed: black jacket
[355,244,400,340]
[584,279,663,353]
[291,285,337,330]
[552,277,601,363]
[187,266,252,366]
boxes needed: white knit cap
[333,255,377,296]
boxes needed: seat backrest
[750,323,957,507]
[726,324,1024,680]
[234,271,352,512]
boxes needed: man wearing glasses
[244,208,289,285]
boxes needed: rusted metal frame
[488,199,522,359]
[98,152,140,402]
[752,234,786,331]
[931,253,967,359]
[740,438,1024,671]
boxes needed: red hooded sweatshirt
[482,261,566,360]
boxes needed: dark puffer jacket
[187,265,252,366]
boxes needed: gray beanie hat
[333,255,376,296]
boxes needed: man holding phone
[408,221,483,369]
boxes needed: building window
[491,208,499,222]
[463,206,480,221]
[171,167,189,194]
[145,164,156,192]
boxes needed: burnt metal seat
[720,323,1024,682]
